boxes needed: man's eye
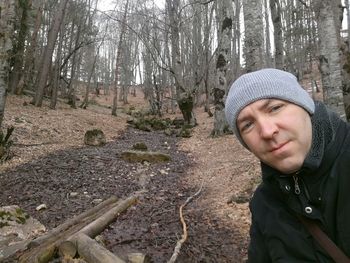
[240,121,253,132]
[270,104,283,112]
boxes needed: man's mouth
[269,142,289,152]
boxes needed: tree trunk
[50,26,64,109]
[341,43,350,121]
[167,0,196,125]
[270,0,283,69]
[263,0,272,67]
[233,0,241,79]
[112,0,129,116]
[348,0,350,50]
[243,0,264,71]
[62,233,125,263]
[18,0,43,95]
[212,0,232,136]
[313,0,346,118]
[9,0,32,94]
[32,0,68,107]
[80,44,98,109]
[0,0,16,128]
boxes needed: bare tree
[32,0,69,107]
[167,0,196,125]
[112,0,129,116]
[0,0,16,128]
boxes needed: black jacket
[248,102,350,262]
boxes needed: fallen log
[59,194,138,258]
[18,195,137,263]
[79,195,137,238]
[62,233,125,263]
[28,195,119,249]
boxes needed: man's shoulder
[250,182,276,209]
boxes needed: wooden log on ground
[63,233,125,263]
[79,195,137,238]
[58,195,137,259]
[58,240,77,258]
[18,195,136,263]
[28,196,119,248]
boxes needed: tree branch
[167,184,203,263]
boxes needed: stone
[84,129,106,146]
[128,252,151,263]
[92,199,103,204]
[132,142,148,151]
[172,117,185,128]
[35,204,47,211]
[0,206,46,261]
[70,192,78,197]
[120,151,171,163]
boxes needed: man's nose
[258,119,278,139]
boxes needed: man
[224,68,350,262]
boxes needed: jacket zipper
[293,175,301,195]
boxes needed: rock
[92,199,103,204]
[0,206,46,261]
[120,150,171,163]
[164,128,172,136]
[84,129,106,146]
[159,169,168,175]
[172,117,185,128]
[227,192,251,204]
[132,142,148,151]
[70,192,78,197]
[177,127,192,138]
[128,252,151,263]
[35,204,47,211]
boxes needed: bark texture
[270,0,283,69]
[0,0,16,128]
[314,0,346,118]
[243,0,264,71]
[212,0,232,136]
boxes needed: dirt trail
[0,94,260,262]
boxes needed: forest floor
[0,91,261,262]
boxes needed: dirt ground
[0,92,260,262]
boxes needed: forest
[0,0,349,262]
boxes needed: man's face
[237,99,312,174]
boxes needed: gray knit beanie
[225,68,315,148]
